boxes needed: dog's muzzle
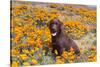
[51,32,57,36]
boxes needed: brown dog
[48,18,80,56]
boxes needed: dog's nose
[51,29,56,33]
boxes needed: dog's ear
[47,20,51,28]
[58,19,64,32]
[47,18,54,28]
[58,19,63,27]
[59,21,63,26]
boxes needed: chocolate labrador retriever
[48,18,80,56]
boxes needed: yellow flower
[77,55,81,60]
[23,62,30,66]
[31,59,38,65]
[55,50,58,55]
[88,53,96,62]
[19,54,29,61]
[70,55,75,60]
[27,37,35,45]
[38,53,42,58]
[34,47,39,52]
[27,32,34,37]
[37,30,42,35]
[67,52,73,56]
[11,61,19,67]
[56,56,62,59]
[11,49,19,57]
[22,49,30,54]
[62,51,68,60]
[55,59,65,64]
[30,49,35,54]
[91,45,96,52]
[36,38,42,48]
[13,36,20,44]
[70,47,74,52]
[68,60,73,63]
[42,49,46,53]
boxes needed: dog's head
[48,18,63,36]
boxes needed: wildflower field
[11,1,96,66]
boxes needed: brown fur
[48,18,80,56]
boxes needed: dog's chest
[52,36,68,46]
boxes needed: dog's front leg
[52,48,55,53]
[52,45,56,53]
[52,43,56,54]
[57,46,63,56]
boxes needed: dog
[48,18,80,56]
